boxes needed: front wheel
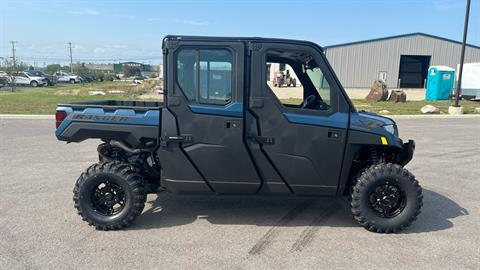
[351,163,423,233]
[70,79,75,84]
[30,81,38,87]
[73,162,147,230]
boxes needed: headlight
[383,124,397,136]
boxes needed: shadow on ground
[132,188,468,233]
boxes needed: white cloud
[433,0,464,10]
[105,44,127,49]
[170,19,210,26]
[182,20,209,26]
[93,48,106,54]
[147,17,161,22]
[69,8,100,16]
[92,44,127,54]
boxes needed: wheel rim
[90,181,126,216]
[369,182,406,218]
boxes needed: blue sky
[1,0,479,65]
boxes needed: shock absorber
[369,147,385,164]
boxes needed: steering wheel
[300,95,316,109]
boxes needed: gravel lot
[1,117,479,269]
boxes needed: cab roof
[162,35,324,52]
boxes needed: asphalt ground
[0,117,479,269]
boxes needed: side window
[177,49,232,105]
[267,63,303,106]
[266,52,331,111]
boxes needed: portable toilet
[425,66,455,100]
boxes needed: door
[15,73,29,85]
[55,72,64,82]
[247,42,350,195]
[398,55,431,88]
[160,39,261,194]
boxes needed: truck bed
[55,100,161,148]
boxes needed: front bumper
[399,139,415,166]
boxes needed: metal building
[324,33,480,88]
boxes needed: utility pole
[9,41,18,92]
[453,0,471,109]
[68,42,73,72]
[9,41,17,72]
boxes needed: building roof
[324,32,480,50]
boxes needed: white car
[55,71,82,84]
[12,71,47,87]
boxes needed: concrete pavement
[0,118,479,269]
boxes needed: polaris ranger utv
[55,35,421,233]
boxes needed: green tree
[0,60,28,73]
[73,63,89,76]
[44,64,61,74]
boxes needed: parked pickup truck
[12,71,48,87]
[55,35,421,233]
[55,71,82,84]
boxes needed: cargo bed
[55,100,161,148]
[58,100,163,111]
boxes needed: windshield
[27,71,44,76]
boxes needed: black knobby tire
[351,163,422,233]
[73,162,147,230]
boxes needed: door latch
[328,131,341,140]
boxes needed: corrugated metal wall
[324,34,480,88]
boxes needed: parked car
[55,71,82,84]
[55,35,421,233]
[81,74,104,83]
[28,70,57,86]
[81,74,95,83]
[12,71,47,87]
[132,75,147,84]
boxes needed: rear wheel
[351,163,422,233]
[70,79,75,84]
[73,162,147,230]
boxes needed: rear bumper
[399,139,415,166]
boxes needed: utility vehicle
[273,70,297,87]
[55,35,422,233]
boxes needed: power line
[0,55,163,61]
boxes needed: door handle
[248,135,275,145]
[160,134,193,146]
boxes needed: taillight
[55,111,67,128]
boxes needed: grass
[352,99,479,115]
[0,84,478,115]
[280,98,480,115]
[0,80,160,114]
